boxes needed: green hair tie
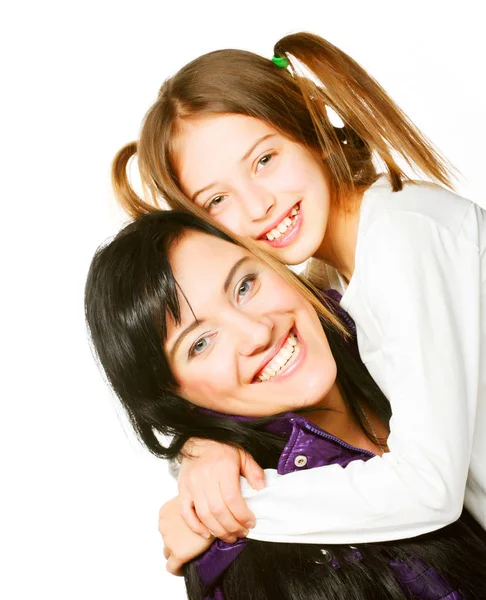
[272,55,290,69]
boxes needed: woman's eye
[235,273,258,302]
[256,154,273,172]
[238,281,251,297]
[190,337,209,357]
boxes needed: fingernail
[238,530,248,538]
[245,520,255,529]
[201,532,211,539]
[227,536,237,544]
[255,480,265,490]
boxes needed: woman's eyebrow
[224,256,251,292]
[170,256,251,358]
[169,319,202,360]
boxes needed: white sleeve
[242,208,481,544]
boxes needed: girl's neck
[313,190,363,283]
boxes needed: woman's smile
[165,230,337,417]
[253,328,303,383]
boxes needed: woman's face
[165,231,337,417]
[174,114,331,266]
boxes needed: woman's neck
[309,383,388,456]
[313,191,363,283]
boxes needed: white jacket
[242,176,486,543]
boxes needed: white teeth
[263,205,300,242]
[256,332,299,382]
[281,347,293,360]
[272,355,286,368]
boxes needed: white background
[1,1,485,598]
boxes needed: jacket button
[294,455,307,468]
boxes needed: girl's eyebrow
[169,256,251,358]
[190,134,276,203]
[240,133,275,162]
[192,183,216,204]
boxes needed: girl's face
[165,231,337,417]
[174,114,331,266]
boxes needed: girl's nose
[242,185,276,222]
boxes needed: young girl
[85,210,486,599]
[111,33,486,544]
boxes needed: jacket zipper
[302,421,376,458]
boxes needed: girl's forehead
[173,114,279,189]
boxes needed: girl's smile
[174,114,332,266]
[258,202,303,248]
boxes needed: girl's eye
[207,195,226,211]
[189,337,209,358]
[256,154,273,172]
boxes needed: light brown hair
[112,32,454,220]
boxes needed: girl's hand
[178,439,265,542]
[158,496,214,576]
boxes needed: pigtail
[112,141,158,218]
[274,32,456,194]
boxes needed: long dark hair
[85,211,486,599]
[85,210,391,461]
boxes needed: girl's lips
[253,328,306,384]
[260,202,303,249]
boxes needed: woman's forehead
[164,232,251,342]
[170,231,249,298]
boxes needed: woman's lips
[252,328,306,384]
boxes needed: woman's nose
[236,315,273,357]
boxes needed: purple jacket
[196,291,464,599]
[196,413,463,600]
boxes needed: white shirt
[242,176,486,544]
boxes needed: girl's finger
[178,494,212,539]
[194,493,237,543]
[166,555,184,577]
[219,478,255,532]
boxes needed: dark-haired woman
[85,210,486,599]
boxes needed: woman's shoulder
[360,176,483,243]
